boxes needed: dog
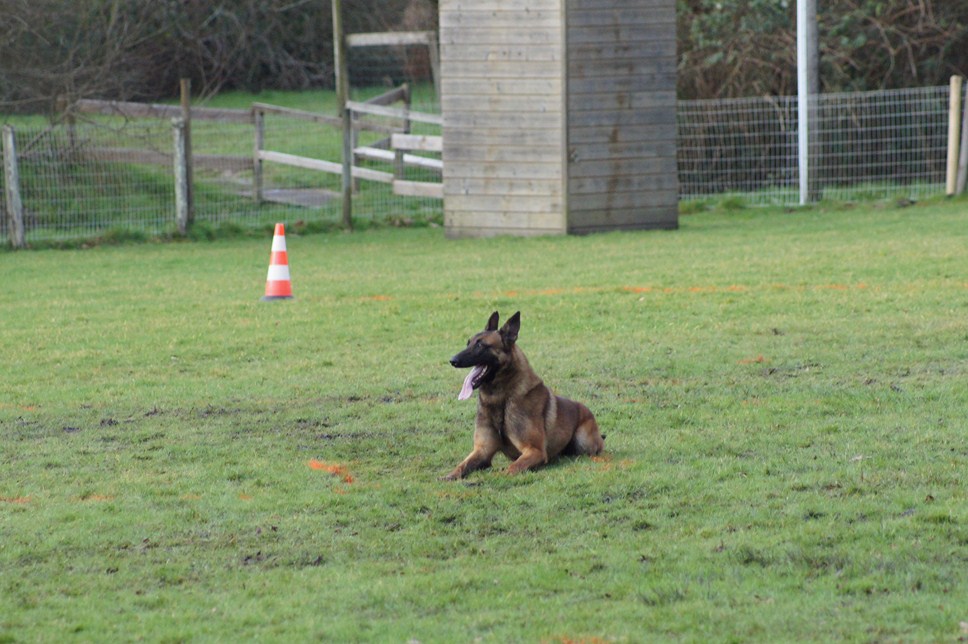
[444,311,604,479]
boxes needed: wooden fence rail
[389,132,443,199]
[0,92,443,247]
[345,100,444,125]
[75,99,252,124]
[72,91,443,211]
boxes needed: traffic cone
[261,223,293,301]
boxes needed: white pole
[796,0,809,205]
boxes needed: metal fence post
[2,125,26,249]
[172,118,190,236]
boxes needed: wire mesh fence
[1,120,176,242]
[677,85,951,204]
[1,83,955,246]
[815,86,949,200]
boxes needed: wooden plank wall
[441,0,678,237]
[440,0,567,237]
[565,0,678,232]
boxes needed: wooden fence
[71,89,444,204]
[74,98,252,173]
[1,89,443,246]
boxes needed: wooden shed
[440,0,678,237]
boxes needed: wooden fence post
[349,110,361,192]
[332,0,353,230]
[957,82,968,195]
[172,118,190,236]
[253,108,265,204]
[946,75,962,196]
[2,125,26,249]
[426,32,441,103]
[179,79,195,226]
[393,83,411,181]
[393,87,406,181]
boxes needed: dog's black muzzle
[450,351,474,368]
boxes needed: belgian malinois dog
[445,311,604,479]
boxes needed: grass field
[1,199,967,641]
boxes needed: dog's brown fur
[445,311,604,479]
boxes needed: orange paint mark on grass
[308,459,354,484]
[738,355,766,365]
[555,635,610,644]
[79,494,114,502]
[365,294,393,302]
[1,496,30,504]
[589,454,633,474]
[481,281,883,302]
[0,403,37,412]
[627,284,749,295]
[495,286,599,298]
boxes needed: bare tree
[1,0,168,114]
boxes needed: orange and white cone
[261,223,293,301]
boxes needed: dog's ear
[485,311,500,331]
[500,311,521,346]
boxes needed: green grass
[2,199,967,641]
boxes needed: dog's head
[450,311,520,400]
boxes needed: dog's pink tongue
[458,366,483,401]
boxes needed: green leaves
[679,0,968,98]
